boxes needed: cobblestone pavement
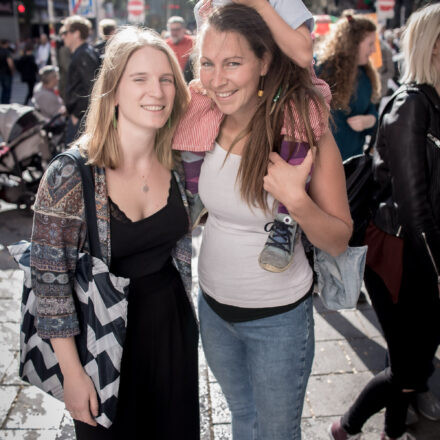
[1,78,439,439]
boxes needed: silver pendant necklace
[141,160,154,193]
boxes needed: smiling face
[115,46,176,135]
[357,31,376,66]
[199,27,269,124]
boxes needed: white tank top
[198,143,313,308]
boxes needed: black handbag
[8,149,129,428]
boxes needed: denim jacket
[30,149,193,339]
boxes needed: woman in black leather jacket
[329,4,440,440]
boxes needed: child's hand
[188,79,208,95]
[231,0,266,11]
[263,149,315,209]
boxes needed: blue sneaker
[259,213,298,272]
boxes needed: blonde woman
[30,27,199,439]
[329,4,440,440]
[316,12,381,161]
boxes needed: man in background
[61,15,100,144]
[94,18,117,59]
[0,40,14,104]
[57,26,71,102]
[165,16,193,73]
[35,34,51,69]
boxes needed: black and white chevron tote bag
[8,150,129,428]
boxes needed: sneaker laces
[264,219,294,252]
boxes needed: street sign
[377,0,395,20]
[127,0,145,23]
[69,0,95,18]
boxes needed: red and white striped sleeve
[281,68,331,143]
[172,87,224,152]
[281,97,329,143]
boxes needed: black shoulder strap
[379,84,437,127]
[57,149,103,260]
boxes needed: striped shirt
[173,71,331,152]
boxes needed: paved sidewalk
[1,260,439,439]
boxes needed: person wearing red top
[165,16,194,72]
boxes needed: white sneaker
[416,390,440,421]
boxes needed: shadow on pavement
[314,297,387,373]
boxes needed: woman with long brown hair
[316,12,380,161]
[183,5,352,439]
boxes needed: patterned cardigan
[30,150,193,339]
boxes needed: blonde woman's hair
[78,26,190,170]
[400,2,440,87]
[316,11,380,111]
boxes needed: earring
[112,106,118,129]
[270,86,283,115]
[167,114,172,129]
[257,75,265,97]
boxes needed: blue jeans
[199,292,314,440]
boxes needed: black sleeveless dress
[74,174,199,440]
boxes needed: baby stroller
[0,104,65,208]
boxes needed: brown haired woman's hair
[78,26,190,170]
[316,11,380,111]
[201,4,328,212]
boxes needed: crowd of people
[3,1,439,440]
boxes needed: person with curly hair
[316,12,380,161]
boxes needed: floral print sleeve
[30,154,87,338]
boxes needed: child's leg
[181,151,205,195]
[277,141,310,214]
[259,141,309,273]
[181,151,208,229]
